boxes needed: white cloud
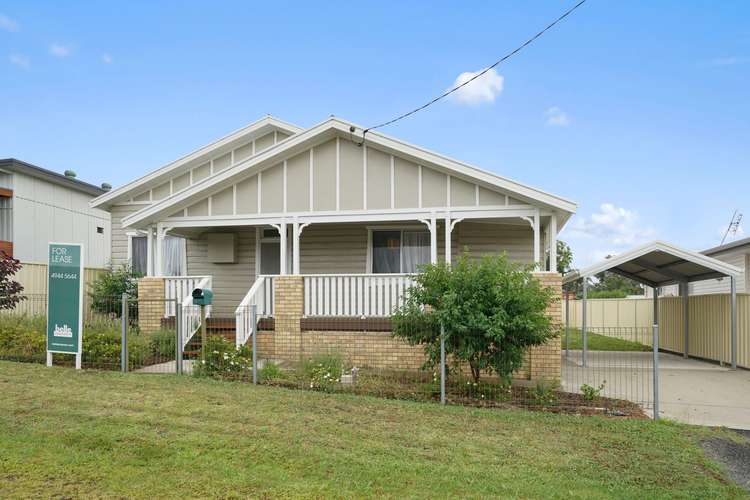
[545,106,570,127]
[0,13,19,32]
[9,54,30,69]
[563,203,656,267]
[101,53,113,64]
[450,68,504,105]
[49,43,71,58]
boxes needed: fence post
[652,323,660,420]
[200,304,207,362]
[565,291,570,359]
[175,299,183,375]
[251,305,258,385]
[440,323,446,405]
[582,278,588,368]
[121,293,128,373]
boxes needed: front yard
[0,362,745,498]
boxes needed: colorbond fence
[564,295,750,369]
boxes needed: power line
[357,0,589,141]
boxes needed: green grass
[563,328,652,352]
[0,361,744,499]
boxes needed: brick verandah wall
[263,273,563,382]
[137,277,165,334]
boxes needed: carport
[562,240,742,420]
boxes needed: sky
[1,1,748,268]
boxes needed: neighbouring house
[90,116,576,380]
[0,158,111,294]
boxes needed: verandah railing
[303,274,416,317]
[235,275,275,347]
[180,276,212,348]
[164,276,209,317]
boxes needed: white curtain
[372,231,401,274]
[402,231,430,273]
[131,236,148,276]
[162,235,186,276]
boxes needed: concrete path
[134,360,194,374]
[563,351,750,429]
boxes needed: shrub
[0,315,46,359]
[148,329,176,359]
[88,264,139,317]
[301,352,344,391]
[530,380,559,406]
[393,252,557,384]
[193,336,252,378]
[0,253,25,310]
[259,361,285,382]
[581,381,606,402]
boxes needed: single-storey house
[90,116,576,380]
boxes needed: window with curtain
[371,230,430,274]
[130,234,186,276]
[131,236,148,276]
[162,235,186,276]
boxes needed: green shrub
[0,315,46,360]
[393,253,557,384]
[581,381,606,402]
[193,336,252,378]
[301,352,344,391]
[88,264,139,317]
[259,361,285,382]
[530,380,559,406]
[148,329,176,359]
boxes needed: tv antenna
[720,210,743,245]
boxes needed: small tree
[0,252,25,310]
[392,253,557,384]
[88,264,140,316]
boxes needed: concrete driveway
[562,351,750,429]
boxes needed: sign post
[46,243,84,369]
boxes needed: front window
[130,234,186,276]
[371,229,430,274]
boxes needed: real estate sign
[46,243,84,358]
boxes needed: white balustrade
[235,276,275,347]
[303,274,415,317]
[179,275,212,348]
[163,276,208,317]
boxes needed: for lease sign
[46,243,84,355]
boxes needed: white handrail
[235,275,275,347]
[163,276,209,317]
[180,275,212,348]
[303,274,415,317]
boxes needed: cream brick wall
[265,272,563,382]
[137,277,165,334]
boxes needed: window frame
[366,225,430,274]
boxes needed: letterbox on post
[192,288,213,306]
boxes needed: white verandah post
[292,221,300,275]
[146,225,154,276]
[279,222,288,275]
[549,213,558,272]
[533,210,541,269]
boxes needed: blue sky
[2,1,748,267]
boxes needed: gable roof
[563,240,742,288]
[121,116,577,229]
[90,115,303,209]
[0,158,106,197]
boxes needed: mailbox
[192,288,213,306]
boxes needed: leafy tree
[392,253,558,384]
[557,240,573,275]
[0,252,26,310]
[591,271,642,296]
[88,264,140,316]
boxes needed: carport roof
[562,240,742,288]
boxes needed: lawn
[563,328,652,352]
[0,361,744,498]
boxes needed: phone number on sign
[50,273,79,280]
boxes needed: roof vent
[64,170,77,179]
[101,182,112,192]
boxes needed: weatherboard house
[91,116,575,380]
